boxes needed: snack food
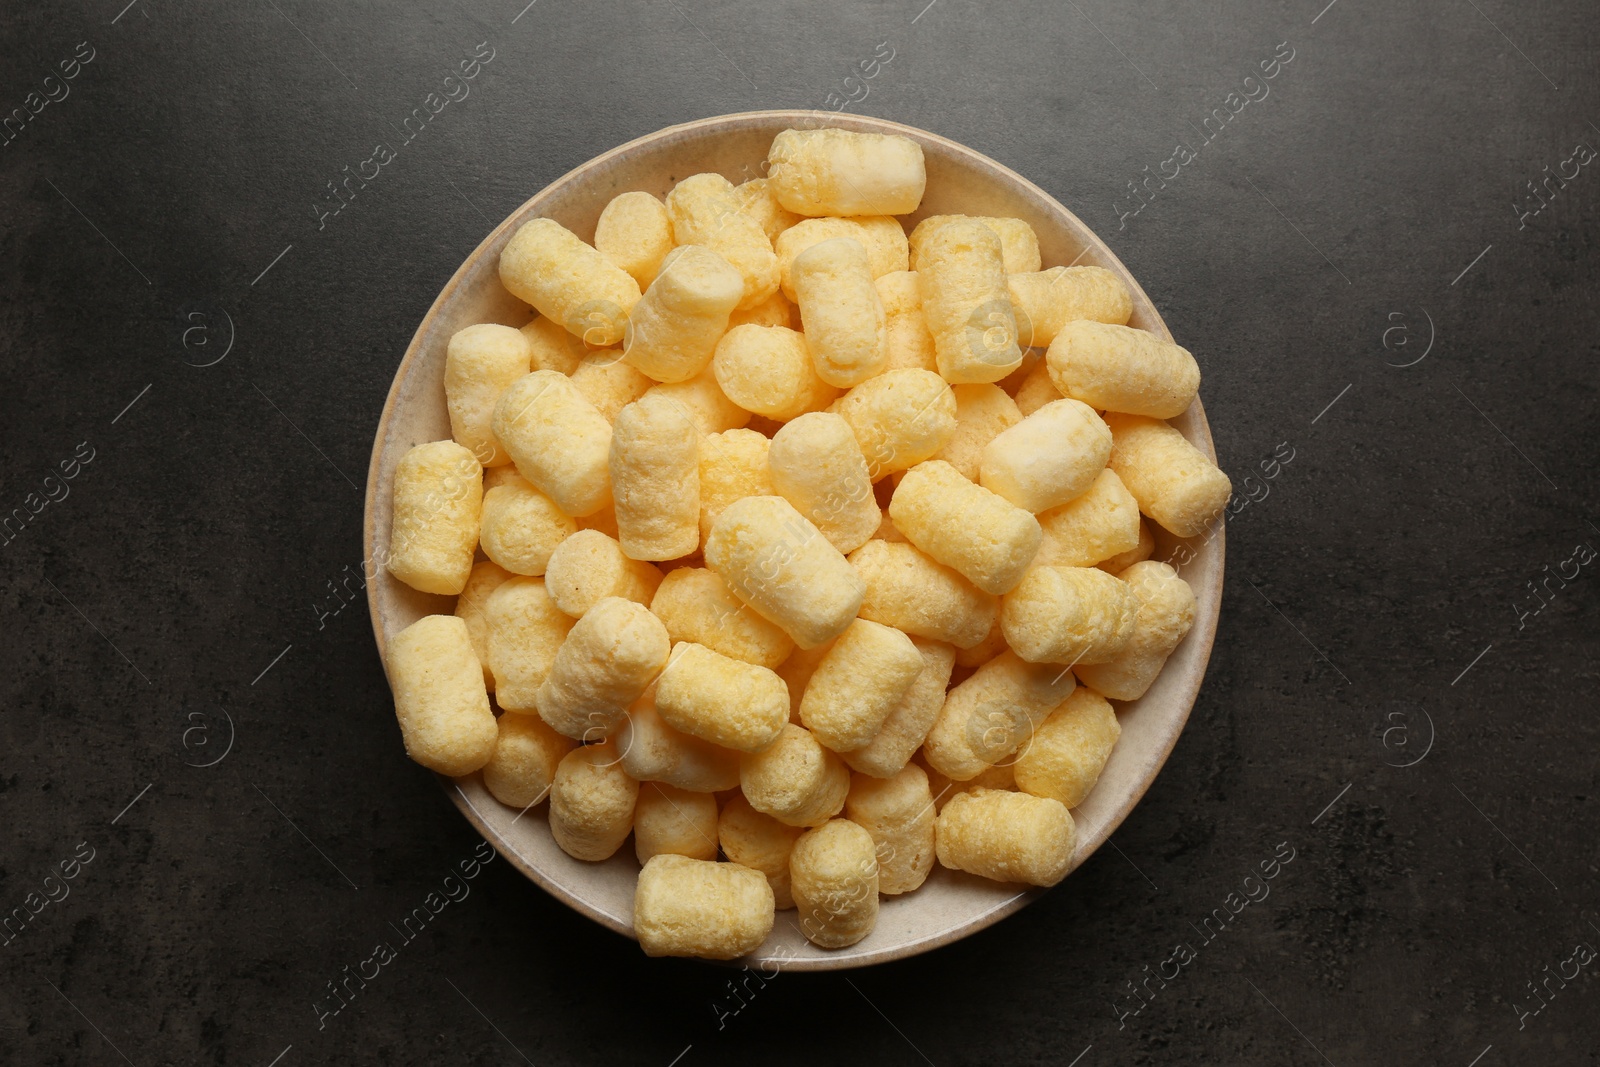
[1008,265,1132,347]
[548,741,638,862]
[915,218,1023,384]
[731,178,802,243]
[832,368,957,479]
[649,567,794,669]
[934,790,1075,887]
[455,560,513,689]
[1074,561,1198,700]
[712,324,839,421]
[382,123,1220,962]
[634,854,775,959]
[1047,321,1200,419]
[644,368,750,435]
[543,529,663,617]
[791,237,889,387]
[444,324,531,466]
[776,216,909,301]
[477,474,575,575]
[768,411,879,553]
[609,392,701,560]
[520,315,588,376]
[594,190,674,289]
[740,722,850,827]
[536,597,670,740]
[839,638,956,778]
[388,615,497,775]
[790,819,880,948]
[387,441,482,595]
[875,271,937,372]
[798,619,924,752]
[1104,413,1232,539]
[999,565,1139,666]
[617,688,742,793]
[653,641,789,753]
[499,217,640,346]
[697,427,774,542]
[909,214,1042,275]
[1035,468,1144,568]
[718,795,804,909]
[483,712,574,809]
[1012,687,1121,808]
[665,173,780,310]
[703,495,865,649]
[921,650,1078,781]
[622,245,745,383]
[634,783,719,863]
[844,765,937,894]
[491,371,612,517]
[980,399,1112,514]
[483,576,572,715]
[935,383,1022,480]
[767,128,927,216]
[569,350,652,419]
[847,540,995,649]
[888,460,1041,596]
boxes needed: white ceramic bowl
[364,110,1224,970]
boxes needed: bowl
[363,110,1224,970]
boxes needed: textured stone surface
[0,1,1596,1064]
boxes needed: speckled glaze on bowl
[364,111,1224,971]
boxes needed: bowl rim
[363,108,1224,969]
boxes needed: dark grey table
[3,1,1596,1064]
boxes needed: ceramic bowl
[364,110,1224,970]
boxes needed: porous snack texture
[385,126,1217,959]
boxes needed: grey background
[1,0,1596,1064]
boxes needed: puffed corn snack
[383,125,1224,960]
